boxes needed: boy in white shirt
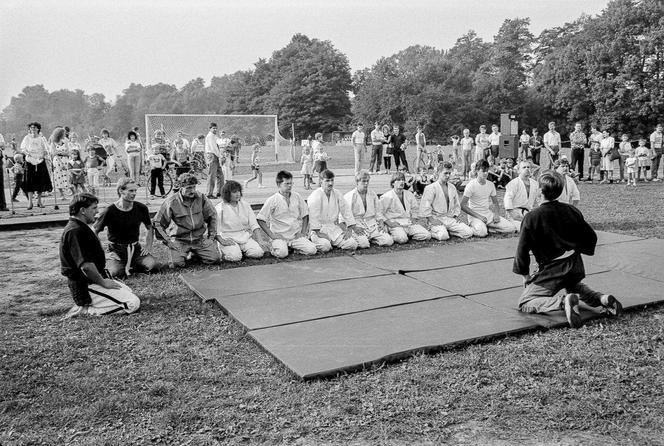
[461,160,518,237]
[488,124,501,160]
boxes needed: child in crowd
[588,143,602,182]
[436,145,445,164]
[147,147,167,198]
[313,136,330,175]
[625,148,638,187]
[68,149,87,195]
[300,145,314,189]
[635,138,651,181]
[10,153,26,202]
[244,144,265,189]
[412,173,433,197]
[618,134,633,183]
[85,147,105,195]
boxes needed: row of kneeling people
[151,160,541,265]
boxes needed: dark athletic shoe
[564,293,582,328]
[601,294,623,317]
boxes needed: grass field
[1,174,664,444]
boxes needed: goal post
[144,114,294,163]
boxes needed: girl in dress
[125,131,143,182]
[49,127,70,200]
[635,138,651,181]
[68,149,87,194]
[300,145,314,189]
[625,148,638,187]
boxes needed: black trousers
[570,148,585,179]
[150,168,165,196]
[393,149,409,172]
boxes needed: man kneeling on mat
[513,170,622,328]
[60,193,140,318]
[155,173,220,267]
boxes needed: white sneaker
[243,180,249,188]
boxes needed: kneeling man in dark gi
[60,193,140,318]
[513,170,622,328]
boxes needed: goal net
[144,114,294,163]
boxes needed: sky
[0,0,610,109]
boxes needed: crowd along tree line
[1,0,662,144]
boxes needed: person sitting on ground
[461,159,518,237]
[215,180,264,262]
[60,193,140,318]
[256,170,324,258]
[420,161,474,240]
[341,170,394,248]
[94,178,160,278]
[380,171,432,244]
[514,169,622,328]
[554,158,580,208]
[154,172,220,267]
[307,169,359,251]
[504,160,540,232]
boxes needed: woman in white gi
[342,170,393,248]
[215,180,264,261]
[504,160,540,231]
[380,172,431,244]
[307,169,358,251]
[420,162,474,240]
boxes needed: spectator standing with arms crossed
[569,123,587,180]
[391,125,408,172]
[543,122,561,170]
[369,122,385,174]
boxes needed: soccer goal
[144,114,294,163]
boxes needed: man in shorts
[155,173,220,267]
[514,170,622,328]
[461,160,518,237]
[60,193,140,318]
[256,170,326,258]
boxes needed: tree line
[1,0,662,144]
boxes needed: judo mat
[180,231,664,379]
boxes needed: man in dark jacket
[513,170,622,328]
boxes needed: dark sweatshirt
[513,200,597,276]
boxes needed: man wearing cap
[155,172,220,267]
